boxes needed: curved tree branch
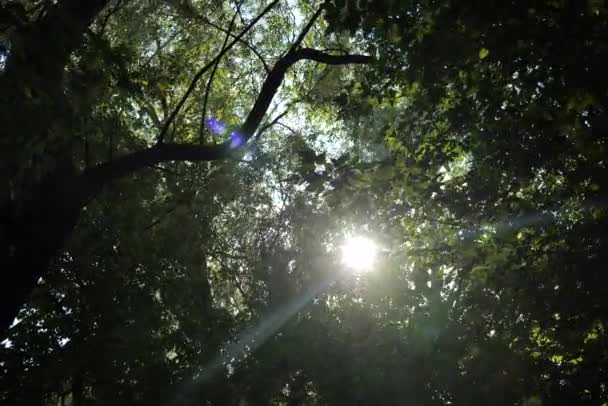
[83,49,372,190]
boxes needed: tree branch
[156,0,279,144]
[238,48,371,138]
[288,4,326,54]
[292,48,373,65]
[144,206,178,230]
[82,47,371,200]
[142,31,182,68]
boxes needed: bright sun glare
[341,236,378,272]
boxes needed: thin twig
[195,14,270,73]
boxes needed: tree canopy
[1,0,608,405]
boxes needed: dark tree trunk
[0,1,111,335]
[1,172,86,335]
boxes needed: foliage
[2,0,608,405]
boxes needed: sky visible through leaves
[1,1,608,405]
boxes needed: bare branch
[83,49,371,192]
[156,0,279,144]
[239,48,372,138]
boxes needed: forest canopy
[1,0,608,405]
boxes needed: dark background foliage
[1,0,608,405]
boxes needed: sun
[340,236,378,272]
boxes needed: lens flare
[205,116,227,135]
[229,131,244,148]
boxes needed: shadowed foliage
[1,0,608,405]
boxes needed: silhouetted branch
[156,0,279,144]
[85,49,371,190]
[288,4,325,53]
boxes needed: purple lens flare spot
[205,116,227,135]
[229,131,244,148]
